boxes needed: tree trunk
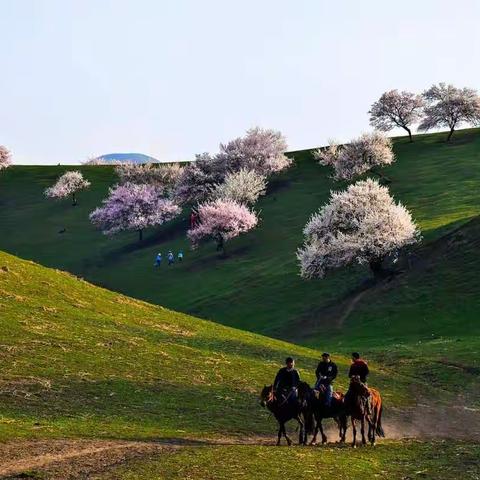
[404,126,413,143]
[446,127,455,142]
[72,192,77,206]
[216,235,226,256]
[369,258,386,280]
[138,229,143,241]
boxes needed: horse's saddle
[332,392,342,401]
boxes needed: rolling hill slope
[0,128,479,351]
[0,251,479,479]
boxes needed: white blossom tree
[315,132,394,181]
[90,183,181,241]
[44,171,91,206]
[419,83,480,141]
[217,127,291,176]
[0,146,12,171]
[187,198,258,254]
[297,178,419,280]
[369,90,424,142]
[115,162,183,194]
[211,168,267,205]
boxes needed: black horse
[296,381,348,444]
[260,385,311,445]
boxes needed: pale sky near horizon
[1,0,479,165]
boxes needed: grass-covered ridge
[0,128,479,344]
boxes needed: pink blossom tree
[369,90,424,142]
[419,83,480,141]
[90,183,181,241]
[315,132,394,182]
[173,153,226,205]
[187,198,258,254]
[44,171,91,206]
[0,146,12,171]
[217,127,291,176]
[297,179,420,280]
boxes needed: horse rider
[315,352,338,407]
[274,357,300,404]
[348,352,369,384]
[346,352,371,416]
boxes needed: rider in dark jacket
[314,353,338,407]
[348,352,369,384]
[274,357,300,402]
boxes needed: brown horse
[345,375,384,447]
[260,385,309,445]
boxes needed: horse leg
[310,424,319,446]
[318,419,327,444]
[276,422,283,446]
[370,408,377,446]
[298,417,305,445]
[360,417,367,446]
[283,423,292,446]
[340,415,347,443]
[351,417,357,448]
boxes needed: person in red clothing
[190,210,198,228]
[348,352,369,384]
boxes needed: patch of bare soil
[0,439,169,479]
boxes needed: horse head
[260,384,275,407]
[350,375,369,396]
[296,381,313,408]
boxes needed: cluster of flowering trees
[84,127,290,250]
[44,171,91,206]
[182,128,290,253]
[369,83,480,142]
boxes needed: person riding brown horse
[344,375,384,447]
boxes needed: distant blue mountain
[96,153,160,164]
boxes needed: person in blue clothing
[167,251,175,265]
[154,253,162,267]
[177,250,184,262]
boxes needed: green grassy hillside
[1,251,478,479]
[1,128,479,350]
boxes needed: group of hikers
[154,250,184,267]
[261,352,383,447]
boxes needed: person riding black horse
[274,357,300,405]
[314,352,338,407]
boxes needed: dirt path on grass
[0,407,478,479]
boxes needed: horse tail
[375,401,385,437]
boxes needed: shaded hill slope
[0,129,479,345]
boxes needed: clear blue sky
[1,0,479,164]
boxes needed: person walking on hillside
[154,253,162,267]
[315,352,338,407]
[348,352,369,384]
[177,250,184,262]
[190,210,198,229]
[167,251,175,265]
[274,357,300,404]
